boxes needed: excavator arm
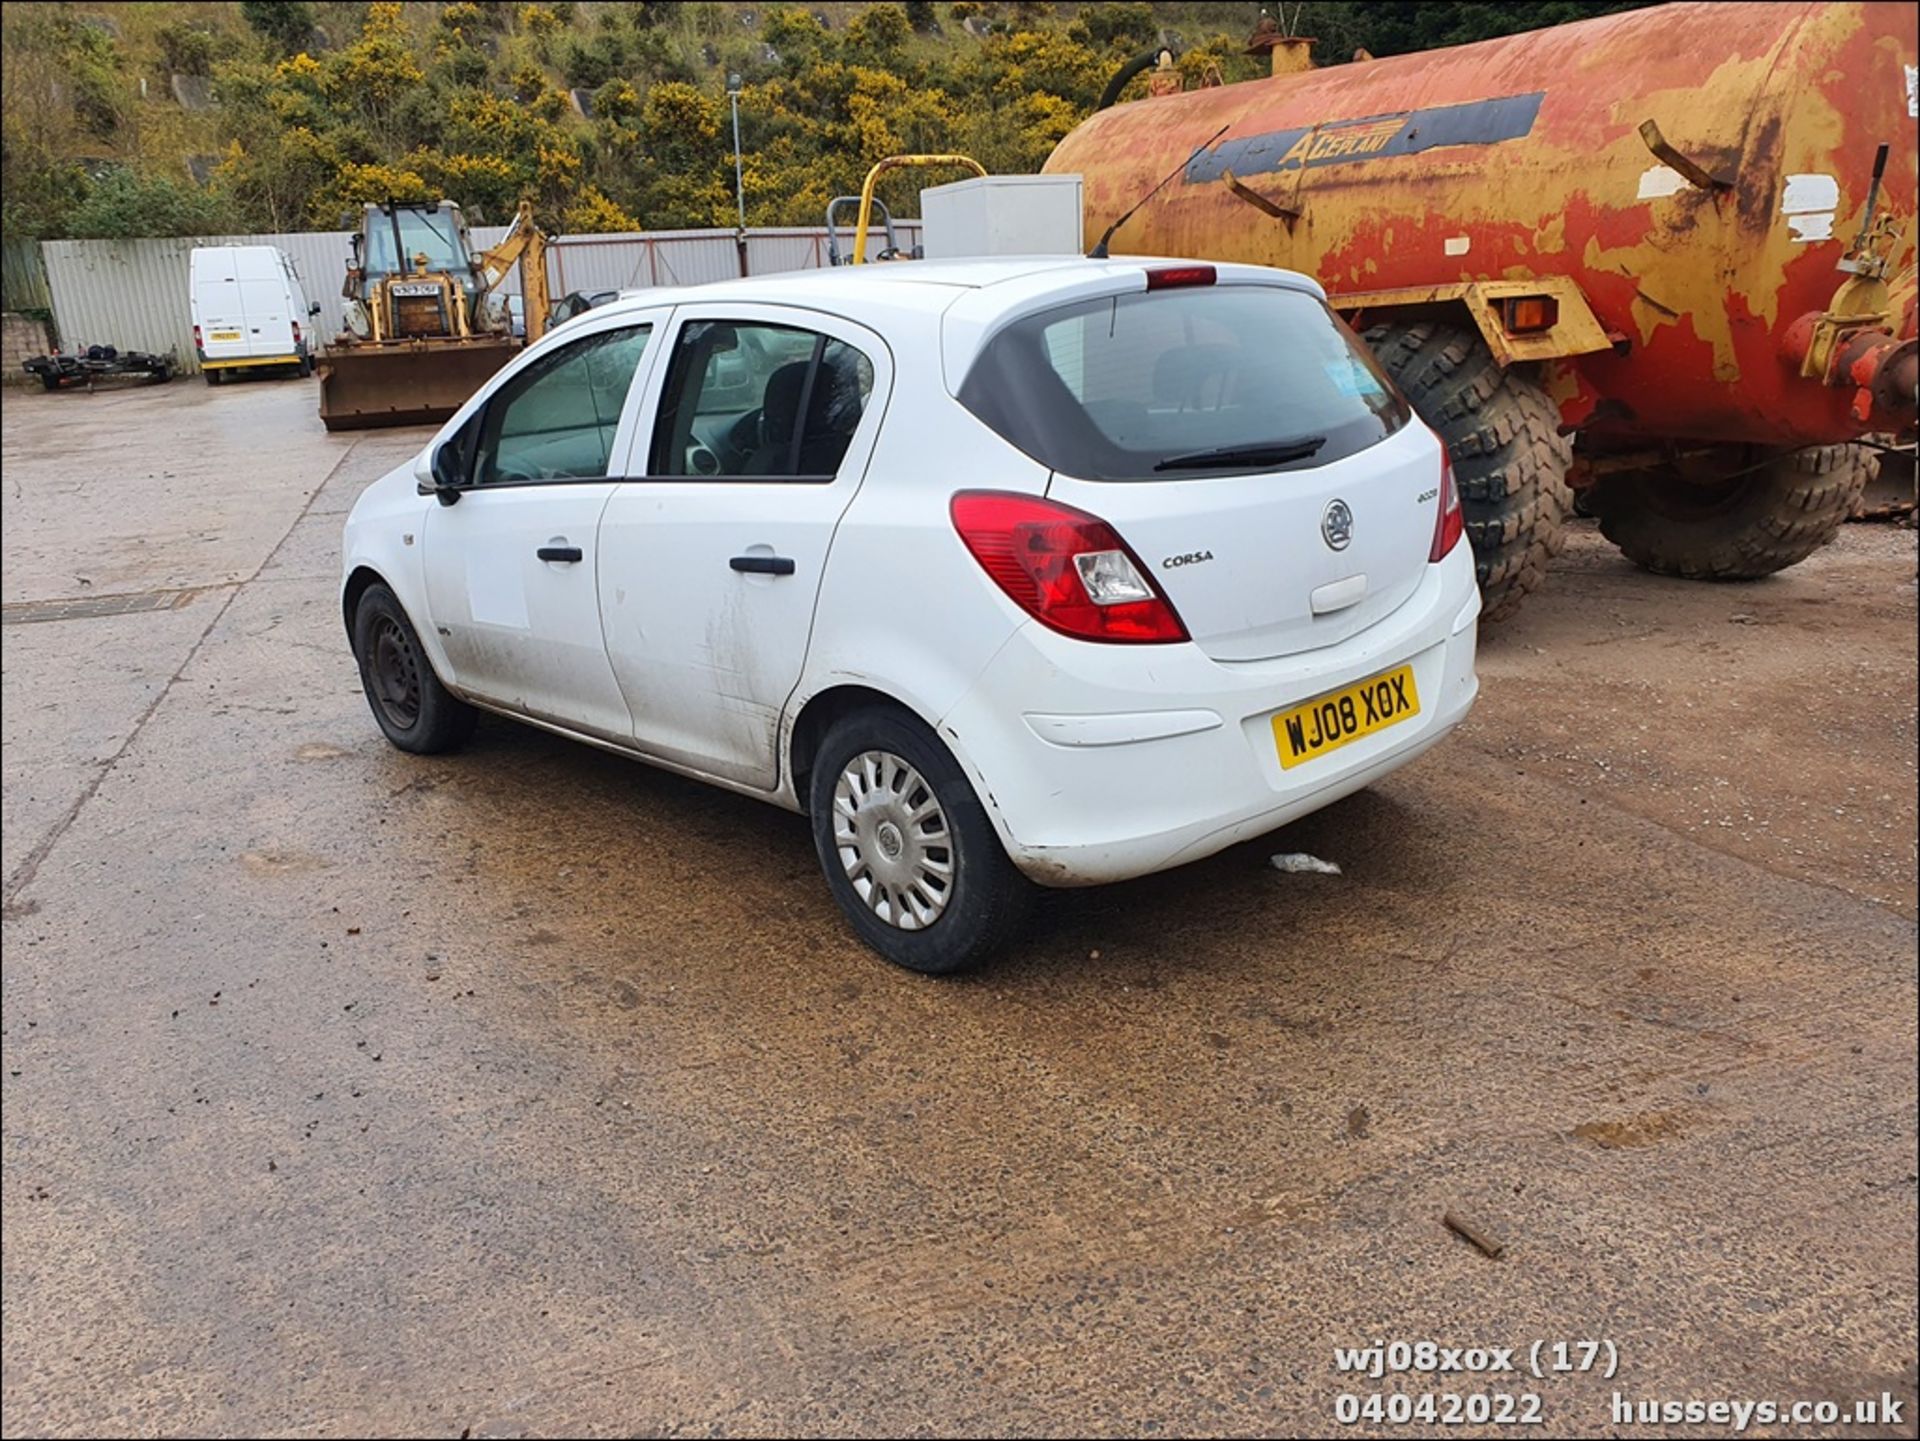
[474,200,553,343]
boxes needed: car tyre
[809,707,1034,975]
[351,582,477,754]
[204,368,223,386]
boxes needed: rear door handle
[537,545,583,563]
[730,555,796,576]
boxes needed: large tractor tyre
[1588,444,1875,579]
[1364,321,1574,621]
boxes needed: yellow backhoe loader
[317,198,552,432]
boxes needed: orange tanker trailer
[1045,1,1918,616]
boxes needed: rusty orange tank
[1046,1,1917,615]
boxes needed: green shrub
[63,168,238,239]
[238,1,315,55]
[1075,1,1154,51]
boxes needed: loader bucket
[316,337,520,432]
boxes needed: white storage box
[919,174,1084,258]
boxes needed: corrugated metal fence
[3,240,52,313]
[38,222,921,375]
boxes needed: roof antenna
[1087,122,1230,258]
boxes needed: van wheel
[1587,444,1873,578]
[1364,320,1574,620]
[808,708,1034,975]
[296,354,313,378]
[204,369,223,387]
[350,583,477,754]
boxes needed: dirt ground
[3,376,1915,1438]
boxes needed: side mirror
[308,301,322,317]
[414,441,466,504]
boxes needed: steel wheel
[831,749,954,931]
[367,614,422,729]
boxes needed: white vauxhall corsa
[341,257,1481,972]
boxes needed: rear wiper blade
[1153,436,1327,471]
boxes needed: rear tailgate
[238,252,295,355]
[953,270,1442,661]
[1048,421,1442,660]
[196,250,248,360]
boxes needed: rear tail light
[291,320,302,347]
[192,324,203,351]
[1145,264,1216,291]
[950,490,1188,643]
[1429,442,1465,561]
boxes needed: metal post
[728,75,747,276]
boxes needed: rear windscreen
[956,284,1410,481]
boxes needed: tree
[1294,1,1650,59]
[846,5,912,62]
[155,22,221,77]
[331,4,429,148]
[0,0,1656,242]
[563,31,629,88]
[1074,1,1154,52]
[635,82,730,226]
[239,1,315,55]
[764,8,835,68]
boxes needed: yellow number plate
[210,331,242,341]
[1272,664,1420,770]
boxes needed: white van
[189,245,320,385]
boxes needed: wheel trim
[367,615,422,729]
[831,750,955,931]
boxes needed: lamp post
[727,74,747,274]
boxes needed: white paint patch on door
[1905,63,1917,119]
[1787,212,1836,243]
[1637,164,1689,200]
[1443,235,1470,256]
[1780,173,1840,214]
[467,543,530,629]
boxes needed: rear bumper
[201,355,302,369]
[939,547,1481,886]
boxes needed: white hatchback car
[342,257,1480,972]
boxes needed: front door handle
[537,545,583,563]
[730,555,796,576]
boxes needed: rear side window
[647,320,874,480]
[957,285,1409,481]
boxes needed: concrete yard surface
[2,377,1916,1437]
